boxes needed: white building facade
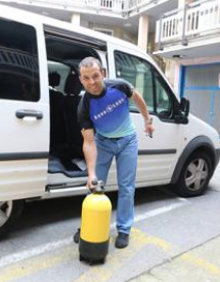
[155,0,220,135]
[0,0,179,54]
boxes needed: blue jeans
[95,133,138,235]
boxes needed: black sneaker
[73,228,80,244]
[115,232,129,248]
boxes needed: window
[114,51,172,118]
[0,19,40,101]
[154,70,172,117]
[115,51,154,112]
[48,60,71,94]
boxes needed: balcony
[155,0,220,59]
[0,0,173,18]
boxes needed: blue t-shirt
[78,78,135,138]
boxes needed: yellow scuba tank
[79,180,112,264]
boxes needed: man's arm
[132,90,154,134]
[81,128,97,188]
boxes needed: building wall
[180,62,220,135]
[81,21,138,44]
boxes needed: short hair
[79,57,103,71]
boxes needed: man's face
[79,63,104,95]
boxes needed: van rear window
[0,19,40,102]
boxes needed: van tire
[174,151,213,197]
[0,200,24,238]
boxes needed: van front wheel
[0,200,23,238]
[174,152,213,197]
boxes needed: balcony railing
[156,0,220,49]
[0,47,38,72]
[39,0,126,12]
[0,0,163,17]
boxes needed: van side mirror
[180,97,190,117]
[174,97,190,124]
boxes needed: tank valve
[91,179,104,193]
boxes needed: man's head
[79,57,105,95]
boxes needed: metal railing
[156,0,220,48]
[59,0,125,12]
[0,0,164,16]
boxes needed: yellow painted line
[73,229,220,282]
[181,253,220,277]
[131,228,171,252]
[0,228,172,282]
[72,228,172,282]
[0,246,77,282]
[3,228,220,282]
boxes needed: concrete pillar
[71,13,81,26]
[173,63,181,97]
[138,15,149,52]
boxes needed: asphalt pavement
[130,161,220,282]
[1,161,220,282]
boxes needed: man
[75,57,154,248]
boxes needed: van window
[115,51,154,112]
[153,70,172,117]
[0,19,40,101]
[114,51,172,118]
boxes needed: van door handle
[15,109,43,120]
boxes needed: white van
[0,4,219,237]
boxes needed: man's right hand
[87,175,98,191]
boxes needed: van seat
[49,71,67,154]
[63,72,84,159]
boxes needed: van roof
[0,3,150,57]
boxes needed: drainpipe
[158,15,164,51]
[181,3,188,46]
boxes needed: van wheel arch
[0,200,24,238]
[172,150,213,197]
[171,136,216,197]
[171,136,216,185]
